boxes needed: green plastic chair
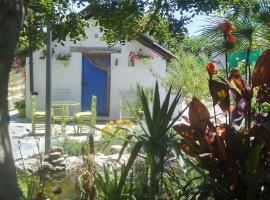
[74,96,97,134]
[51,104,78,134]
[31,95,46,134]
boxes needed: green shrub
[62,139,89,156]
[163,48,210,102]
[15,99,25,109]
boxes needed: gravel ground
[9,110,102,160]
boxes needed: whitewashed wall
[110,41,167,118]
[25,19,167,119]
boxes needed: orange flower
[206,61,218,76]
[218,20,230,30]
[226,34,236,43]
[216,124,229,139]
[218,20,235,33]
[229,24,236,32]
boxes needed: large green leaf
[152,82,161,125]
[245,143,264,173]
[139,86,154,137]
[116,141,143,198]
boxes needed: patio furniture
[31,95,46,134]
[119,89,137,119]
[51,101,80,134]
[53,88,71,101]
[74,95,97,134]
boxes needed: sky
[186,15,210,36]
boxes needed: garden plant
[3,1,270,199]
[173,17,270,198]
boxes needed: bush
[163,48,210,102]
[15,99,25,109]
[62,139,89,156]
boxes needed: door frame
[82,53,111,116]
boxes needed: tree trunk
[0,1,27,199]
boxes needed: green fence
[228,49,263,68]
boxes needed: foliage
[19,0,89,50]
[15,100,25,109]
[17,170,46,200]
[173,46,270,199]
[201,17,236,58]
[163,48,210,102]
[128,49,157,66]
[76,154,97,200]
[163,165,204,199]
[94,127,130,155]
[181,36,206,55]
[62,139,89,156]
[95,165,134,200]
[55,53,71,61]
[114,82,187,200]
[90,0,241,45]
[201,0,270,82]
[102,119,134,133]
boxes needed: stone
[63,154,68,158]
[43,155,49,162]
[110,145,123,154]
[48,152,62,160]
[50,146,64,154]
[42,162,54,171]
[15,158,40,172]
[54,166,66,172]
[51,157,65,165]
[57,162,66,168]
[96,152,105,156]
[65,156,83,170]
[52,186,62,194]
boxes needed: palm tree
[230,13,260,83]
[200,16,236,79]
[201,0,270,83]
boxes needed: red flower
[206,61,218,76]
[149,52,156,59]
[226,34,236,44]
[129,52,136,61]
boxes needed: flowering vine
[128,49,157,66]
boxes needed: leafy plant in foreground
[115,82,187,200]
[174,48,270,199]
[163,48,210,102]
[95,165,133,200]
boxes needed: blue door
[82,54,110,116]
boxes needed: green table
[51,101,80,134]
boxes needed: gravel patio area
[9,110,103,160]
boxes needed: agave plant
[115,82,187,200]
[95,165,133,200]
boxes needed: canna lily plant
[173,48,270,199]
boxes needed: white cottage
[25,10,175,120]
